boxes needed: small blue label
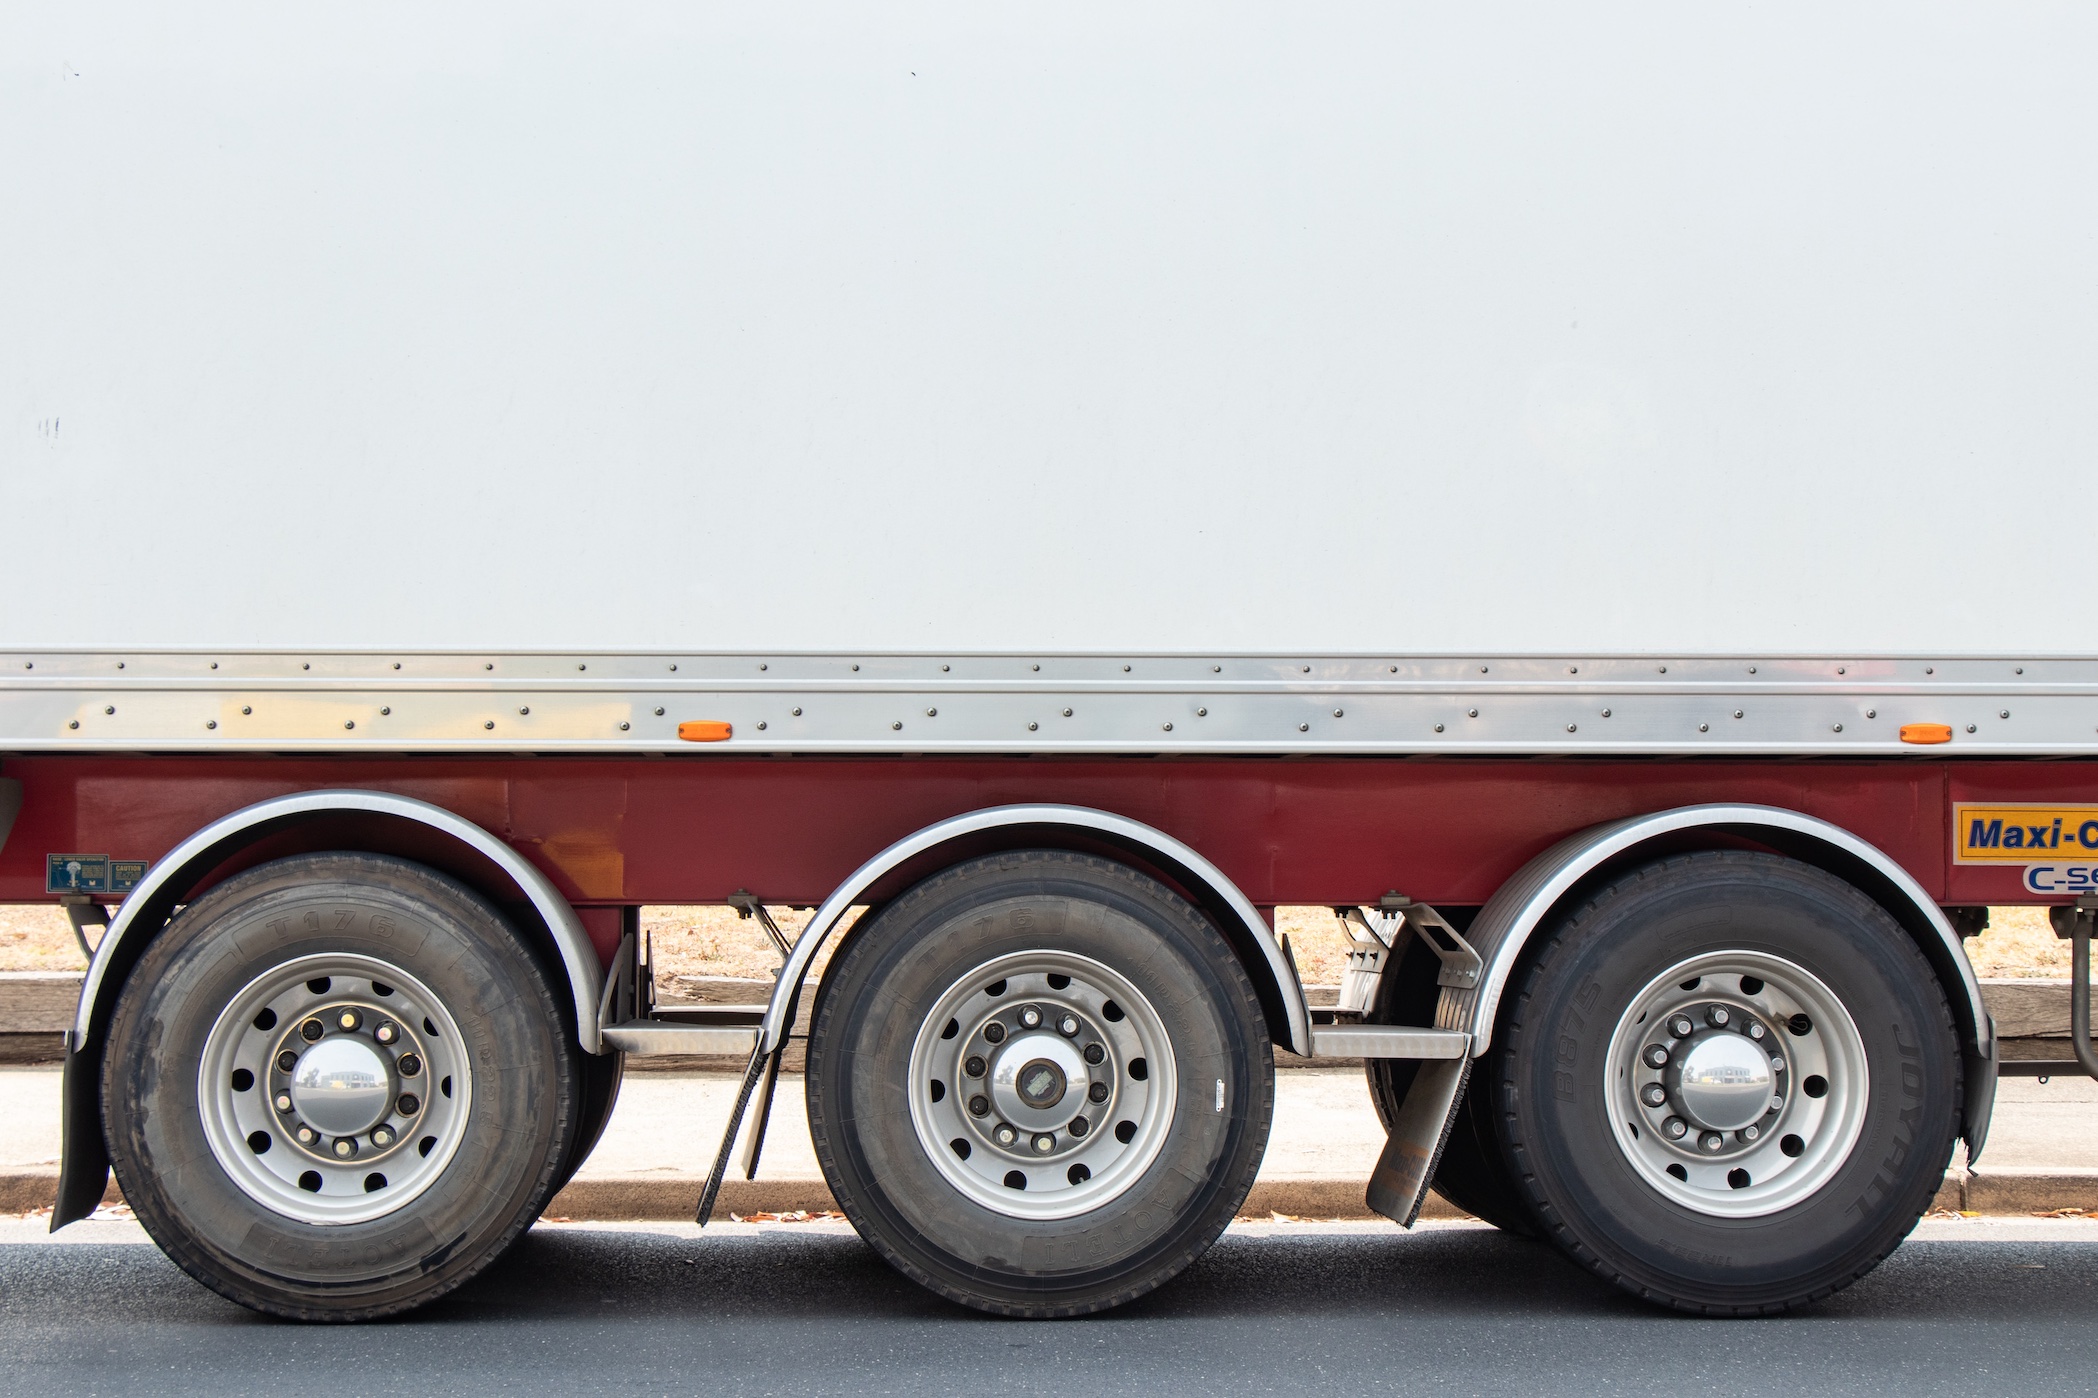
[47,854,109,894]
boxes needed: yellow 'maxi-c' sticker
[1954,804,2098,863]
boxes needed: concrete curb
[9,1169,2089,1223]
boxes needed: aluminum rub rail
[3,650,2097,756]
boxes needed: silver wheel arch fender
[73,790,605,1052]
[759,804,1313,1058]
[1454,802,1990,1059]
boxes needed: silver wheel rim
[907,949,1177,1221]
[1605,951,1867,1219]
[197,953,473,1225]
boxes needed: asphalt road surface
[3,1217,2096,1396]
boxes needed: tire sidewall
[104,853,576,1319]
[1500,853,1960,1306]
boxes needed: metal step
[602,1020,760,1057]
[1309,1025,1469,1060]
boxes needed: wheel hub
[1667,1025,1778,1133]
[290,1036,395,1136]
[991,1033,1087,1124]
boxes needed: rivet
[1062,708,1073,717]
[1434,723,1445,733]
[1123,664,1132,672]
[242,706,252,715]
[117,661,126,669]
[1196,707,1208,717]
[2000,710,2010,719]
[484,720,495,730]
[209,661,217,670]
[392,662,401,670]
[1966,724,1976,733]
[1300,665,1310,673]
[654,707,664,716]
[578,663,587,671]
[1833,723,1843,732]
[206,720,217,730]
[891,720,902,730]
[105,706,114,715]
[790,707,802,717]
[1698,723,1709,732]
[1162,722,1173,732]
[485,663,494,671]
[1213,665,1222,673]
[941,664,950,671]
[1600,708,1611,718]
[519,706,529,715]
[1865,709,1875,719]
[1028,721,1039,731]
[1925,666,1934,674]
[1333,708,1344,718]
[757,721,768,730]
[619,722,630,731]
[68,720,78,729]
[926,707,937,717]
[758,662,767,671]
[1837,666,1846,674]
[1747,666,1756,674]
[1467,708,1478,718]
[1389,665,1398,673]
[1568,666,1578,674]
[1480,666,1489,673]
[669,663,678,671]
[1657,665,1667,673]
[22,662,30,669]
[344,720,355,730]
[1298,722,1310,732]
[1030,664,1038,672]
[2015,667,2024,674]
[1733,709,1743,719]
[1566,722,1577,732]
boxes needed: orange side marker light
[677,720,734,743]
[1899,723,1952,745]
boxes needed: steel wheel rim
[198,953,473,1224]
[907,949,1177,1221]
[1604,950,1867,1219]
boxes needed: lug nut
[1663,1117,1688,1140]
[1706,1006,1730,1027]
[274,1092,293,1112]
[1747,1022,1766,1040]
[1738,1123,1761,1143]
[396,1053,422,1077]
[1068,1115,1090,1138]
[1700,1131,1725,1153]
[300,1019,325,1042]
[296,1126,317,1144]
[374,1022,397,1044]
[1088,1081,1109,1104]
[373,1126,395,1147]
[1669,1016,1694,1039]
[337,1009,361,1032]
[994,1124,1018,1147]
[333,1137,356,1158]
[984,1023,1006,1045]
[1640,1084,1668,1108]
[277,1050,299,1072]
[1769,1055,1786,1073]
[1019,1006,1043,1030]
[1058,1014,1080,1037]
[1643,1045,1670,1069]
[397,1093,420,1115]
[1083,1043,1106,1066]
[965,1056,987,1078]
[1032,1133,1055,1154]
[968,1095,990,1117]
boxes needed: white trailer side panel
[3,3,2093,654]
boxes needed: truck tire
[1493,851,1962,1314]
[103,853,580,1321]
[807,850,1273,1317]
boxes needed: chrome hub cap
[1606,951,1867,1217]
[198,953,473,1224]
[909,949,1176,1220]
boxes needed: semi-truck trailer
[5,2,2097,1323]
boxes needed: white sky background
[2,3,2094,655]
